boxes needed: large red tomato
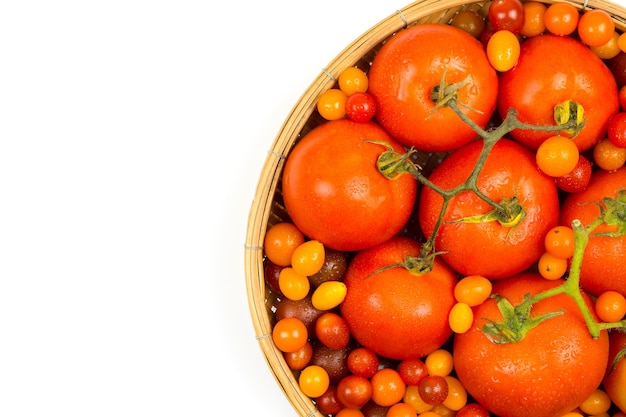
[368,23,498,152]
[560,166,626,298]
[418,138,560,279]
[281,119,417,252]
[454,272,609,417]
[498,34,619,152]
[340,236,457,360]
[603,329,626,413]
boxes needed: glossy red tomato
[498,34,619,152]
[454,273,609,417]
[560,166,626,298]
[418,138,560,279]
[281,119,417,252]
[340,236,457,360]
[603,329,626,413]
[368,23,498,152]
[554,154,593,194]
[488,0,525,34]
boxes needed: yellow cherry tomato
[311,280,347,310]
[578,388,612,415]
[338,66,369,96]
[454,275,492,306]
[619,32,626,53]
[291,240,325,276]
[590,30,621,59]
[448,302,474,334]
[486,29,520,72]
[278,267,310,300]
[593,138,626,171]
[299,365,330,398]
[425,349,454,376]
[403,385,434,414]
[443,375,468,411]
[537,252,568,280]
[317,88,347,121]
[536,135,580,177]
[595,290,626,322]
[519,1,546,38]
[544,225,575,259]
[263,222,305,266]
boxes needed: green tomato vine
[373,74,626,343]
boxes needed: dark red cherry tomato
[488,0,525,34]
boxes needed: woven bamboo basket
[245,0,626,415]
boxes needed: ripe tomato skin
[498,34,619,152]
[368,23,498,152]
[488,0,525,34]
[608,112,626,148]
[554,154,593,193]
[453,273,609,417]
[418,138,560,279]
[560,166,626,298]
[340,236,457,360]
[603,330,626,413]
[282,119,417,252]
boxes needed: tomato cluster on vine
[261,1,626,416]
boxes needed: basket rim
[244,0,626,415]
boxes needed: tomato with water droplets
[368,23,498,152]
[498,34,619,152]
[340,236,457,360]
[418,138,560,279]
[282,119,417,252]
[453,273,609,417]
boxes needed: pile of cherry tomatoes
[260,1,626,416]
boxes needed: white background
[1,1,625,416]
[0,1,398,416]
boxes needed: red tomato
[560,166,626,298]
[608,112,626,148]
[281,119,417,252]
[345,91,377,123]
[453,273,609,417]
[488,0,525,34]
[368,23,498,152]
[336,375,373,409]
[315,312,351,350]
[554,154,593,194]
[418,138,560,279]
[340,236,457,360]
[603,330,626,413]
[498,34,619,152]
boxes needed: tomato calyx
[446,195,526,230]
[365,249,445,278]
[479,217,626,345]
[554,100,586,137]
[371,140,421,180]
[482,292,565,344]
[584,189,626,238]
[429,73,483,117]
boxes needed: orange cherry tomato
[578,9,615,47]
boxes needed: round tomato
[488,0,525,34]
[453,273,609,417]
[281,119,417,252]
[560,166,626,298]
[498,34,619,152]
[340,236,457,360]
[368,23,498,152]
[418,138,560,279]
[603,329,626,413]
